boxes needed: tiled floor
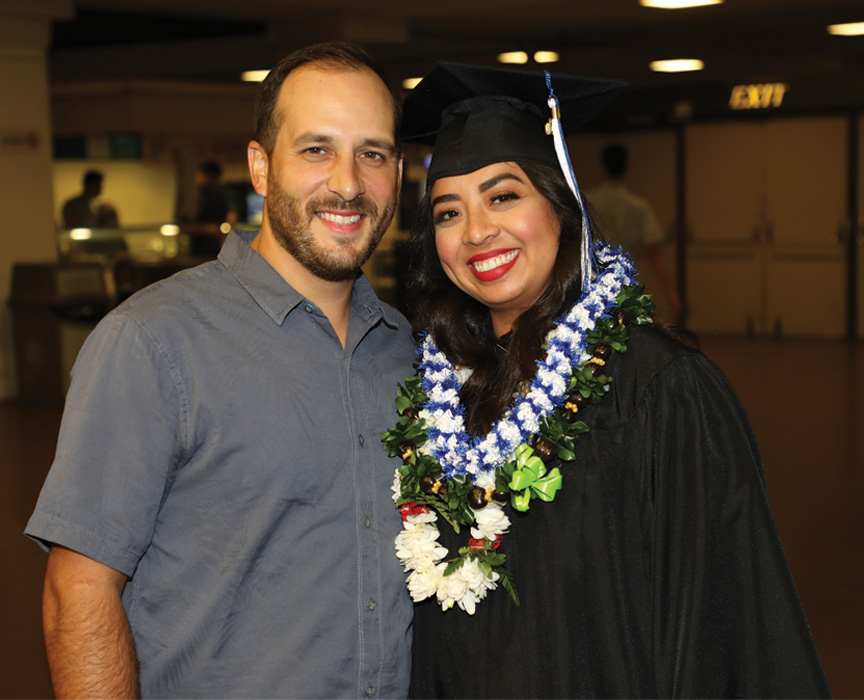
[1,335,862,698]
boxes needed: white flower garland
[394,244,639,613]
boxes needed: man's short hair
[83,169,104,187]
[601,144,628,178]
[253,41,401,156]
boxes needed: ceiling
[47,0,864,129]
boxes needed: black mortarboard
[402,61,625,296]
[401,62,625,186]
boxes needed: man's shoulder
[61,195,85,211]
[115,259,227,321]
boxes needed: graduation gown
[410,325,830,699]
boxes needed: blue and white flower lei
[418,243,637,485]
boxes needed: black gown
[410,325,831,699]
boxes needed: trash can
[8,262,109,404]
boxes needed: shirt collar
[218,230,402,330]
[351,274,403,330]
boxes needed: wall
[53,160,178,227]
[0,1,73,400]
[51,80,255,225]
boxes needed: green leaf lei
[383,285,655,608]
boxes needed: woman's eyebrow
[431,171,525,207]
[479,172,524,193]
[431,192,460,207]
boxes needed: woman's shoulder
[597,324,720,425]
[615,323,701,381]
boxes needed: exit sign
[729,83,789,110]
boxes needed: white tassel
[546,94,596,294]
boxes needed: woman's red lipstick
[467,249,520,282]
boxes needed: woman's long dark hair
[403,161,596,434]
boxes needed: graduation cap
[401,61,625,294]
[401,62,624,186]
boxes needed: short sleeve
[25,311,184,577]
[639,199,664,247]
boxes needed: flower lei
[383,244,655,614]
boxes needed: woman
[384,62,830,698]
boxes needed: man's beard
[266,172,397,282]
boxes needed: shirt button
[364,685,374,697]
[358,434,365,446]
[364,517,371,529]
[367,598,376,611]
[304,303,314,313]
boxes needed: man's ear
[397,155,404,193]
[248,141,269,196]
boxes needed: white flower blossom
[404,510,438,525]
[544,348,569,371]
[463,558,500,595]
[457,590,480,615]
[556,324,577,345]
[436,566,469,610]
[527,386,554,412]
[471,503,511,540]
[395,519,447,572]
[407,564,446,602]
[435,411,465,434]
[537,368,567,397]
[453,559,499,614]
[428,385,459,406]
[516,401,541,433]
[475,471,496,490]
[479,441,502,465]
[445,434,461,452]
[454,366,474,384]
[426,368,451,384]
[391,470,402,504]
[498,421,522,449]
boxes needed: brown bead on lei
[398,442,415,464]
[468,487,487,510]
[532,436,556,462]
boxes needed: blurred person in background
[188,159,236,256]
[62,169,112,228]
[588,143,682,324]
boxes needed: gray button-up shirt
[26,231,415,698]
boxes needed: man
[26,42,414,699]
[188,160,235,256]
[195,160,232,225]
[61,169,103,228]
[587,143,682,323]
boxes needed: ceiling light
[498,51,528,64]
[827,22,864,36]
[70,228,92,240]
[402,77,422,90]
[534,51,560,64]
[650,58,705,73]
[160,224,180,237]
[241,70,270,82]
[640,0,723,7]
